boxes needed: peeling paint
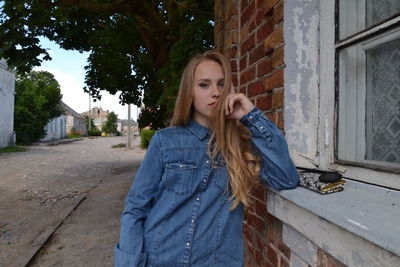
[284,0,320,161]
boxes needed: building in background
[81,106,109,131]
[41,115,66,141]
[0,59,15,148]
[119,119,139,136]
[63,102,87,135]
[215,0,400,266]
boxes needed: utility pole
[127,104,131,149]
[88,94,91,131]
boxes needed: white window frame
[319,0,400,189]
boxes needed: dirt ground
[0,136,145,267]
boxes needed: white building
[41,115,67,141]
[0,59,15,148]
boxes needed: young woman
[115,51,299,267]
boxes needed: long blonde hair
[171,51,260,209]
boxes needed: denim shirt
[115,107,299,267]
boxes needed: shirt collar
[186,119,210,140]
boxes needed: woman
[115,51,299,267]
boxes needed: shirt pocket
[164,162,197,195]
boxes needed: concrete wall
[66,116,87,135]
[0,59,15,148]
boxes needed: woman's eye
[199,83,209,88]
[218,82,224,87]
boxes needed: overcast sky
[33,37,138,121]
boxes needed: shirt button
[180,164,183,168]
[206,160,209,164]
[196,197,200,201]
[186,242,190,246]
[203,179,207,183]
[191,219,195,223]
[260,126,264,129]
[249,115,253,119]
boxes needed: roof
[61,101,84,119]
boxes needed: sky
[33,37,138,121]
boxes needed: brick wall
[214,1,347,266]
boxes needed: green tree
[84,115,97,131]
[14,70,63,144]
[0,0,214,129]
[102,112,118,134]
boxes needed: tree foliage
[14,70,63,144]
[84,115,97,131]
[102,111,118,134]
[0,0,215,129]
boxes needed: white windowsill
[270,179,400,257]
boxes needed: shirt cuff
[239,107,264,128]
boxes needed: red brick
[266,224,283,245]
[240,55,248,70]
[241,0,248,8]
[317,249,347,267]
[241,0,255,25]
[248,80,264,97]
[228,2,239,17]
[257,0,279,16]
[231,60,238,73]
[249,45,265,65]
[250,183,266,201]
[256,20,274,42]
[243,222,253,241]
[254,199,267,218]
[241,33,256,55]
[266,212,276,225]
[272,45,284,68]
[273,2,284,25]
[266,112,276,123]
[247,213,265,232]
[264,24,283,53]
[240,66,255,84]
[257,95,272,110]
[277,110,284,129]
[263,69,283,91]
[249,17,257,33]
[272,90,284,109]
[240,23,249,43]
[257,57,273,78]
[278,242,291,259]
[267,245,278,266]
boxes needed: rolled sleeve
[240,107,299,190]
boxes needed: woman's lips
[208,102,216,106]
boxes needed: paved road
[0,136,145,267]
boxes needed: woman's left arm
[225,93,299,190]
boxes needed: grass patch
[112,143,127,148]
[0,146,27,154]
[67,134,81,138]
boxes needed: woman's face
[192,60,224,128]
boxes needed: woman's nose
[212,85,221,98]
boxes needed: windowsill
[270,179,400,257]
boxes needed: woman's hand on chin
[224,93,255,120]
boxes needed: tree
[102,112,118,134]
[14,70,63,144]
[84,115,97,131]
[0,0,214,129]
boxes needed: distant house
[0,59,15,148]
[62,102,87,135]
[81,106,109,131]
[41,101,85,141]
[41,115,66,141]
[119,119,138,136]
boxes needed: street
[0,136,145,267]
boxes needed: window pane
[365,38,400,163]
[366,0,400,27]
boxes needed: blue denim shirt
[115,107,299,267]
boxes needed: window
[337,0,400,170]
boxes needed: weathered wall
[0,59,15,148]
[41,116,66,141]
